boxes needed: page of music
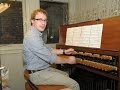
[65,24,103,48]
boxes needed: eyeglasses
[34,18,47,22]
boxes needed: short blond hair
[31,8,48,20]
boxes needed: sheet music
[65,24,103,48]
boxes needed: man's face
[31,12,47,32]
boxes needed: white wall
[0,44,24,90]
[68,0,120,24]
[40,0,68,3]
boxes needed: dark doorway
[40,1,68,43]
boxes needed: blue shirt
[23,26,57,70]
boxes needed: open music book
[65,24,103,48]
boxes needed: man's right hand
[67,56,76,64]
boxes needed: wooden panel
[59,16,120,50]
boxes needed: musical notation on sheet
[65,24,103,48]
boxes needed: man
[23,8,80,90]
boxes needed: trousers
[29,67,80,90]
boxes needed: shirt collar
[31,26,43,36]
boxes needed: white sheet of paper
[65,24,103,48]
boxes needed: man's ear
[31,20,34,25]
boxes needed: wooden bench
[24,70,67,90]
[25,83,66,90]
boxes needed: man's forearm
[55,55,76,64]
[52,49,64,55]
